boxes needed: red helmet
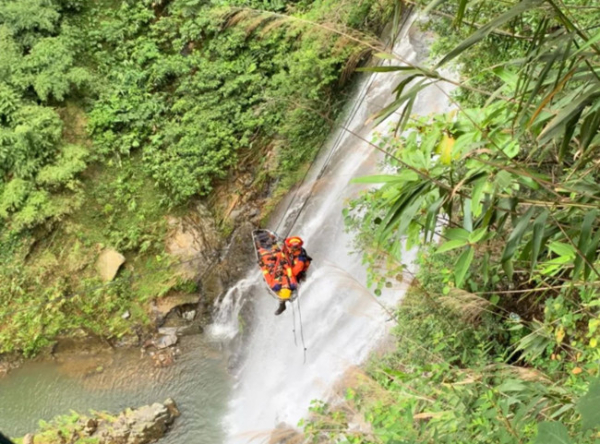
[285,236,303,248]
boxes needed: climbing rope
[296,291,308,364]
[271,38,392,364]
[274,53,381,240]
[291,299,298,347]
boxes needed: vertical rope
[297,294,308,364]
[291,300,298,346]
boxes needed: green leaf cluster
[342,0,600,442]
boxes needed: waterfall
[209,14,456,444]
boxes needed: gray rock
[84,418,97,436]
[228,208,244,223]
[154,334,178,349]
[247,206,260,218]
[157,327,178,336]
[96,249,126,282]
[115,335,140,348]
[182,310,196,321]
[125,403,171,443]
[158,325,199,337]
[164,399,180,419]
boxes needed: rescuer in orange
[284,236,312,282]
[258,244,298,315]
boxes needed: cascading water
[209,15,457,444]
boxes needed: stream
[0,15,453,444]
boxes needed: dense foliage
[0,0,392,355]
[304,250,600,443]
[334,0,600,442]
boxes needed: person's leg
[274,300,286,315]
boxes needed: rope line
[280,60,381,239]
[291,299,298,347]
[296,292,308,365]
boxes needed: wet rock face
[202,222,257,303]
[165,204,222,281]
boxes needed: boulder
[84,418,98,436]
[164,398,180,418]
[96,249,125,282]
[154,334,178,349]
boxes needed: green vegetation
[13,410,103,444]
[0,0,393,356]
[304,249,600,443]
[319,0,600,442]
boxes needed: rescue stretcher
[252,229,300,302]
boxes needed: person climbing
[284,236,312,282]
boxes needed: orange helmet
[285,236,303,248]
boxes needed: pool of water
[0,334,231,443]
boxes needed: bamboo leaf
[571,28,600,58]
[548,242,576,257]
[455,0,468,27]
[573,210,597,280]
[446,228,470,241]
[371,77,425,126]
[471,176,487,218]
[436,239,469,253]
[468,227,487,243]
[502,206,535,263]
[356,66,418,73]
[584,229,600,280]
[380,181,431,236]
[531,209,549,273]
[538,87,600,143]
[436,0,543,68]
[351,174,408,184]
[579,108,600,152]
[455,246,474,287]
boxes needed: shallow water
[0,335,231,443]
